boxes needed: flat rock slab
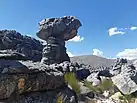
[0,50,29,60]
[0,60,29,74]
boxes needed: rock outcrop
[0,51,78,103]
[0,30,43,61]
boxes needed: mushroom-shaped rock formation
[37,16,82,64]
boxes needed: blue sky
[0,0,137,59]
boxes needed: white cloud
[67,51,74,57]
[108,26,137,36]
[68,35,84,42]
[130,27,137,31]
[108,27,125,36]
[92,49,103,57]
[116,48,137,60]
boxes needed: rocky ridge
[0,30,43,61]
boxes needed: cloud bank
[108,26,137,36]
[116,48,137,60]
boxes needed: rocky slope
[71,55,115,67]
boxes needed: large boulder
[0,58,78,103]
[0,64,66,99]
[111,64,137,95]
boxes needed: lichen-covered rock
[0,71,66,100]
[0,56,81,103]
[9,87,78,103]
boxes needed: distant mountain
[70,55,115,67]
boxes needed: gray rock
[111,64,137,95]
[109,65,121,76]
[92,78,101,87]
[0,60,29,74]
[133,60,137,69]
[110,58,128,76]
[86,72,101,86]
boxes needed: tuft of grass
[64,72,81,94]
[99,78,115,94]
[82,78,115,94]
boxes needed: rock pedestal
[36,16,82,64]
[41,36,70,64]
